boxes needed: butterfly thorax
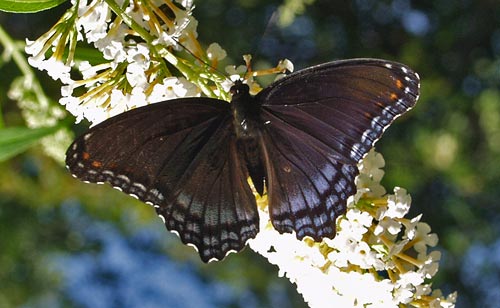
[230,82,266,195]
[230,82,262,139]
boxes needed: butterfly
[66,58,420,262]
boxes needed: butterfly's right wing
[255,59,419,241]
[66,98,258,262]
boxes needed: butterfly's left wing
[256,59,420,240]
[66,98,258,262]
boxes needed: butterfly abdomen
[236,138,266,196]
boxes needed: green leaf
[0,0,67,13]
[0,126,61,161]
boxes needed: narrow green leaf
[0,0,67,13]
[0,126,61,161]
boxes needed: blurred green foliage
[1,0,499,307]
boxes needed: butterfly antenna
[258,9,283,59]
[242,9,281,82]
[257,9,279,55]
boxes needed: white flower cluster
[25,0,204,125]
[248,150,457,307]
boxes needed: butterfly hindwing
[66,98,258,262]
[259,111,357,240]
[157,119,259,262]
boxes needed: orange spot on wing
[396,79,404,89]
[390,93,398,101]
[91,161,102,168]
[82,152,90,160]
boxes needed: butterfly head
[229,80,250,99]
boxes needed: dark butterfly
[66,58,420,262]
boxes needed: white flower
[176,0,194,9]
[375,187,411,235]
[393,285,415,304]
[156,10,196,47]
[94,24,128,62]
[206,43,226,61]
[127,43,150,67]
[395,271,425,301]
[25,38,47,58]
[403,214,422,240]
[225,64,247,79]
[384,188,411,219]
[419,250,441,278]
[124,43,151,89]
[150,77,200,103]
[387,238,409,257]
[414,222,439,254]
[339,209,372,242]
[28,56,72,83]
[108,87,143,114]
[375,217,402,235]
[415,283,432,299]
[126,63,148,88]
[60,95,84,123]
[277,58,294,72]
[355,149,386,198]
[79,61,111,80]
[359,149,385,182]
[429,291,458,308]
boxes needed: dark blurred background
[1,0,499,307]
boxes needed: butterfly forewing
[258,59,420,164]
[66,98,258,262]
